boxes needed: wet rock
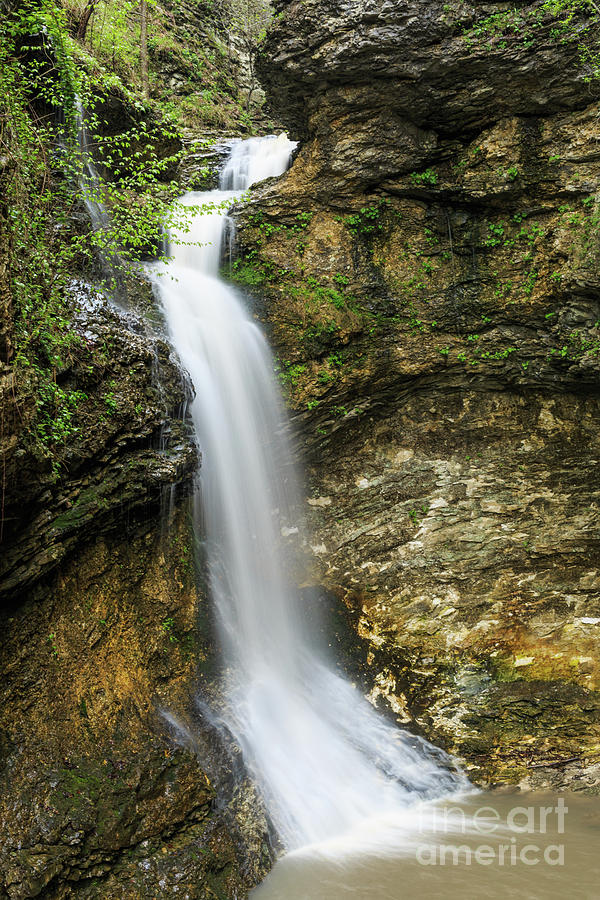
[0,512,271,899]
[0,281,197,605]
[231,0,600,789]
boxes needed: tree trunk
[140,0,149,99]
[76,0,99,41]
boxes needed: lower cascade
[151,135,468,853]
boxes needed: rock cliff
[0,510,271,899]
[0,1,274,894]
[232,0,600,789]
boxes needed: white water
[152,135,468,852]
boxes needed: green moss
[52,485,108,532]
[59,765,105,804]
[461,1,600,80]
[226,259,267,287]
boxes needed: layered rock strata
[230,0,600,788]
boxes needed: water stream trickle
[74,98,127,303]
[151,135,469,853]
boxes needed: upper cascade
[220,133,296,190]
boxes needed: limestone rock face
[0,512,271,900]
[231,1,600,788]
[262,0,598,143]
[0,282,197,604]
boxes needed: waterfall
[75,99,111,236]
[74,99,126,302]
[151,135,468,853]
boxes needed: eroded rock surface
[0,512,271,899]
[231,0,600,788]
[0,281,197,603]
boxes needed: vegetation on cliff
[0,1,274,896]
[0,0,272,598]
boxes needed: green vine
[0,0,216,472]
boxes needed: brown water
[252,793,600,900]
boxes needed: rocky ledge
[0,511,272,899]
[0,279,196,604]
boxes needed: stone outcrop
[231,0,600,788]
[0,281,196,604]
[0,511,271,899]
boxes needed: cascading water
[75,99,112,237]
[73,99,127,303]
[151,134,468,853]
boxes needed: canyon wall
[0,1,273,895]
[4,4,600,896]
[232,0,600,790]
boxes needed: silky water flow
[151,134,468,855]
